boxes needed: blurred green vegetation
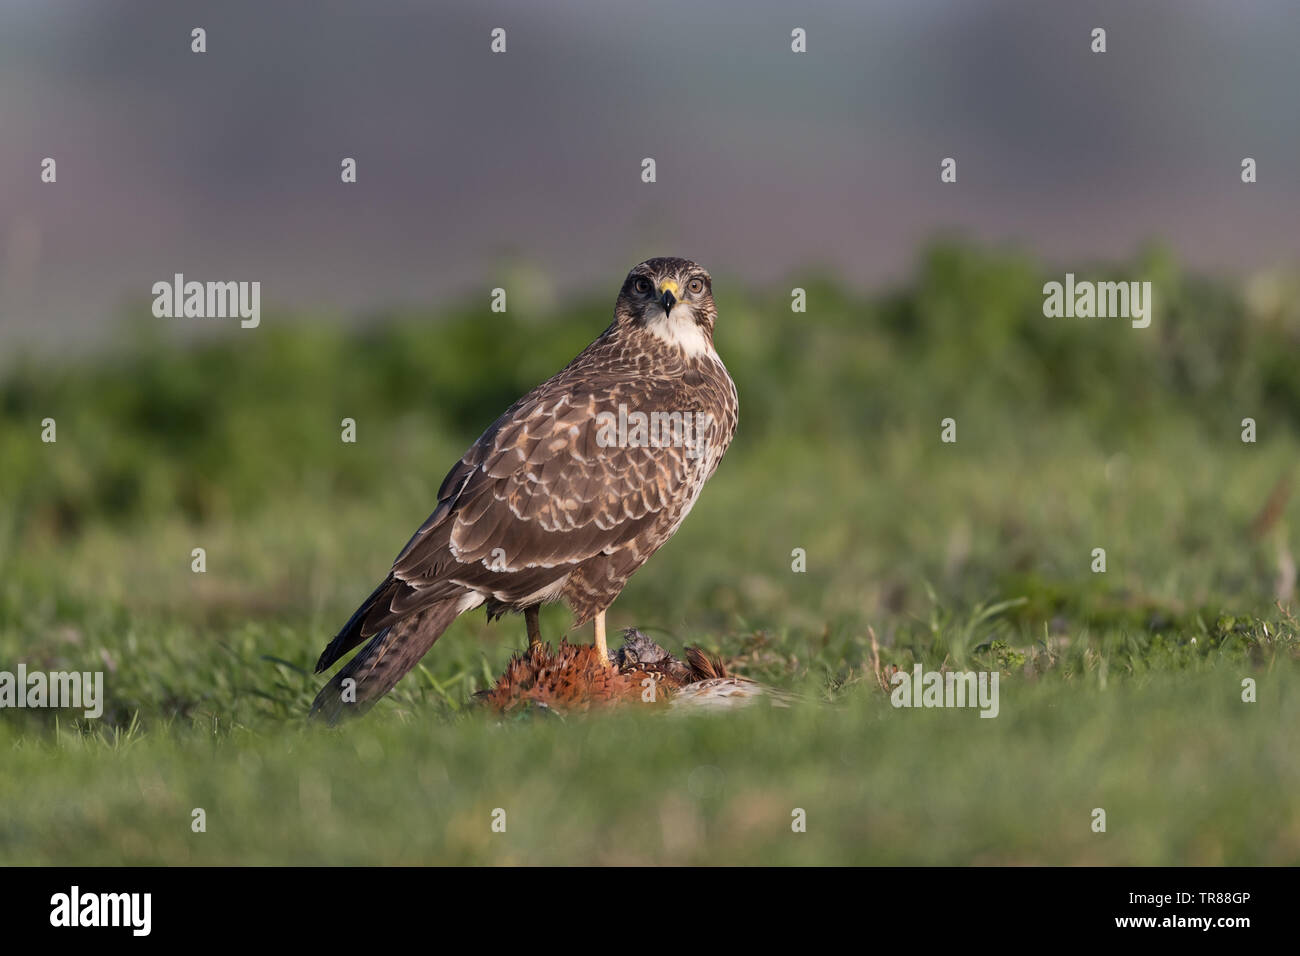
[0,242,1297,864]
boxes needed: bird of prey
[310,257,739,721]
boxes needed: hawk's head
[615,257,718,358]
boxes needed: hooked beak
[658,279,679,314]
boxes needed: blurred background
[2,0,1299,348]
[1,1,1298,865]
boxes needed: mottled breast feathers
[384,332,737,625]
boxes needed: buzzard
[310,257,739,721]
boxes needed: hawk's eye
[633,277,652,294]
[687,277,706,295]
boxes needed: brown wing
[397,379,702,586]
[322,370,713,657]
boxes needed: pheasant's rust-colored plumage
[477,640,640,714]
[478,628,791,715]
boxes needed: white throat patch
[644,305,716,358]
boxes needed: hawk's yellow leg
[594,610,609,664]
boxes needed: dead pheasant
[477,628,792,715]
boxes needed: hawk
[310,257,739,721]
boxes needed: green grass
[1,242,1297,864]
[3,669,1296,865]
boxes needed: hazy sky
[2,0,1298,348]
